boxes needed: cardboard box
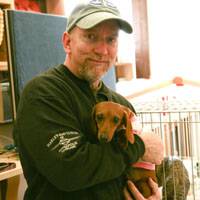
[0,82,12,122]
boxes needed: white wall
[147,0,200,80]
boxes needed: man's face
[64,20,119,84]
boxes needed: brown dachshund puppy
[92,101,158,198]
[92,101,135,148]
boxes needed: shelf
[0,0,14,8]
[0,158,22,181]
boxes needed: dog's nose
[99,134,108,143]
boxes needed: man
[13,0,160,199]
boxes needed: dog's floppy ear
[92,105,96,121]
[91,105,98,135]
[122,107,135,144]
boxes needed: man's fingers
[127,180,144,200]
[148,178,161,199]
[148,178,158,193]
[124,186,133,200]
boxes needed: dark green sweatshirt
[13,64,145,200]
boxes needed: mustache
[87,57,109,63]
[88,54,108,60]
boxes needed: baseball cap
[66,0,133,33]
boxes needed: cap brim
[76,12,133,33]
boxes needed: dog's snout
[99,134,109,143]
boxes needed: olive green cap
[66,0,133,33]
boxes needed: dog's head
[92,101,135,148]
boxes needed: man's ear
[62,31,71,54]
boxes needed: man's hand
[124,178,161,200]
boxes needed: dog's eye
[113,116,119,124]
[96,114,104,122]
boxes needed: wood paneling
[132,0,150,78]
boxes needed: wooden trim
[0,83,3,121]
[125,80,172,99]
[132,0,150,78]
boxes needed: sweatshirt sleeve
[120,134,145,164]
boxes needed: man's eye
[86,34,97,42]
[113,116,119,124]
[106,37,118,45]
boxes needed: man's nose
[94,41,109,55]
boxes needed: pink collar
[131,161,155,170]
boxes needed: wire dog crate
[124,81,200,199]
[133,98,200,200]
